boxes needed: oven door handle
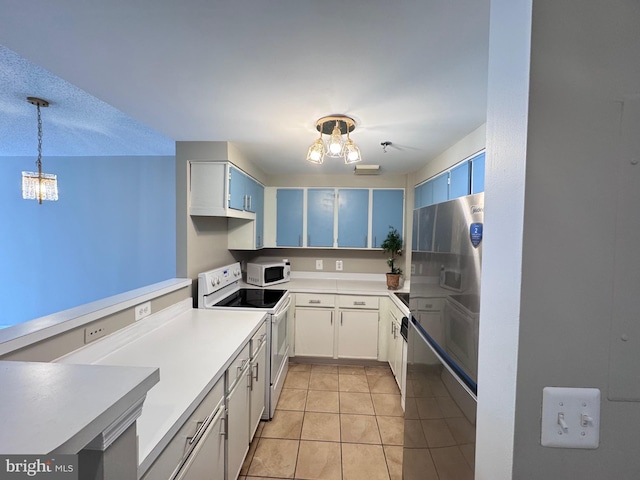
[274,295,292,319]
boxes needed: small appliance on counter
[198,262,291,419]
[246,260,291,287]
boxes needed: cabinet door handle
[331,312,334,326]
[253,363,259,382]
[237,358,248,375]
[354,301,366,306]
[374,236,377,247]
[248,195,252,210]
[221,413,227,438]
[340,312,343,326]
[309,300,321,304]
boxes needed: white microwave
[246,261,291,287]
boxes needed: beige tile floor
[238,362,475,480]
[238,363,404,480]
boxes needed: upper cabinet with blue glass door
[189,162,265,249]
[371,189,404,248]
[275,187,404,249]
[307,189,335,248]
[414,150,485,209]
[337,189,369,248]
[276,189,304,247]
[228,165,264,214]
[190,162,263,220]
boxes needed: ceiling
[0,0,490,175]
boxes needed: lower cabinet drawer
[338,295,379,310]
[295,293,335,308]
[140,378,224,480]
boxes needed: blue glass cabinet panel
[307,189,335,247]
[337,189,369,248]
[276,189,304,246]
[449,162,471,199]
[471,152,486,194]
[372,189,404,248]
[432,173,449,204]
[228,165,247,211]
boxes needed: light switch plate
[541,387,600,449]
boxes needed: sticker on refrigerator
[470,223,483,248]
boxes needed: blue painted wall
[0,155,176,327]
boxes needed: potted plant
[381,226,403,290]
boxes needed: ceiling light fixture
[22,97,58,204]
[306,115,362,165]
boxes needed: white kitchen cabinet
[337,295,380,360]
[173,404,225,480]
[249,324,267,438]
[294,294,335,358]
[226,343,251,480]
[293,294,380,360]
[337,310,379,359]
[387,301,406,393]
[190,162,252,219]
[295,308,335,357]
[190,162,265,249]
[142,377,225,480]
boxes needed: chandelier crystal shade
[306,115,362,164]
[22,97,58,204]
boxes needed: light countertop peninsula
[0,361,158,456]
[55,298,266,476]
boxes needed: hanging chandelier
[22,97,58,204]
[306,115,362,165]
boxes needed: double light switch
[541,387,600,449]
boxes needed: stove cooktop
[214,288,287,309]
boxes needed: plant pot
[386,273,402,290]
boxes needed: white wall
[478,0,640,478]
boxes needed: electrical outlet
[316,260,323,270]
[84,325,107,344]
[135,301,151,321]
[336,260,343,271]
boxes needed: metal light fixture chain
[36,103,43,175]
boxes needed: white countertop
[56,298,266,475]
[249,271,410,296]
[0,278,192,356]
[0,361,158,455]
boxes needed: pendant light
[22,97,58,203]
[306,115,362,165]
[306,128,326,164]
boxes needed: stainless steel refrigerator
[403,192,483,479]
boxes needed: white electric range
[198,262,291,419]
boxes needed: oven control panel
[198,262,242,296]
